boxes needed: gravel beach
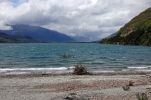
[0,72,151,100]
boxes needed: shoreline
[1,69,151,78]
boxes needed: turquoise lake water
[0,43,151,71]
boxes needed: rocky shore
[0,71,151,100]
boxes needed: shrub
[122,85,130,91]
[72,64,89,75]
[123,81,134,91]
[136,93,148,100]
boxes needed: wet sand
[0,71,151,100]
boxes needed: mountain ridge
[0,32,37,43]
[0,24,75,43]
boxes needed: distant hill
[1,24,75,43]
[0,32,37,43]
[100,7,151,46]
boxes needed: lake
[0,43,151,72]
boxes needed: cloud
[0,0,150,41]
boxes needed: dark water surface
[0,43,151,71]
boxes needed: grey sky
[0,0,151,41]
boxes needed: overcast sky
[0,0,151,41]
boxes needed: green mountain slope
[100,7,151,46]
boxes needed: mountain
[0,32,37,43]
[100,7,151,46]
[1,24,75,43]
